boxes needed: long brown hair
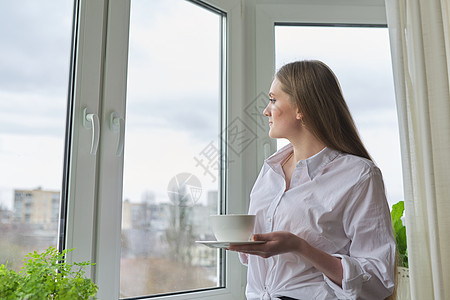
[276,60,372,161]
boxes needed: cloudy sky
[0,0,72,209]
[0,0,402,211]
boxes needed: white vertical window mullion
[94,0,131,298]
[255,6,277,168]
[65,0,108,276]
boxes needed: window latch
[82,108,100,155]
[110,112,125,156]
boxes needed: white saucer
[195,240,265,249]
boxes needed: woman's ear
[296,111,306,127]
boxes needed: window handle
[82,108,100,155]
[110,112,125,156]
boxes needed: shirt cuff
[323,254,371,299]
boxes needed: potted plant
[0,246,97,299]
[391,200,410,299]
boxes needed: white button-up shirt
[239,145,395,300]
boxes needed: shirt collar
[266,143,340,180]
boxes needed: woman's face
[263,78,302,139]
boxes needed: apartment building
[13,187,59,230]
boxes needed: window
[89,0,247,299]
[0,0,73,271]
[275,25,403,207]
[120,1,225,297]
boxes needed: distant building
[121,190,219,265]
[122,199,169,231]
[13,187,59,230]
[0,205,12,224]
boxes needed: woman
[230,60,396,300]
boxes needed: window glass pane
[0,1,73,270]
[275,26,403,207]
[120,0,224,297]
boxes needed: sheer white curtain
[385,0,450,299]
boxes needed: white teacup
[210,214,256,242]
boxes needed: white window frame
[66,0,251,299]
[64,0,389,299]
[64,0,107,278]
[253,0,388,165]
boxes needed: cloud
[126,0,222,99]
[275,25,396,109]
[0,0,72,93]
[0,0,72,140]
[125,95,220,144]
[0,91,67,137]
[0,0,73,209]
[125,0,223,143]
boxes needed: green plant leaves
[0,263,21,299]
[391,201,404,231]
[0,247,97,299]
[391,200,408,268]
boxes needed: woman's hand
[228,231,303,258]
[229,231,344,286]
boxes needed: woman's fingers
[228,231,301,258]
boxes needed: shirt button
[267,217,272,222]
[362,274,370,281]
